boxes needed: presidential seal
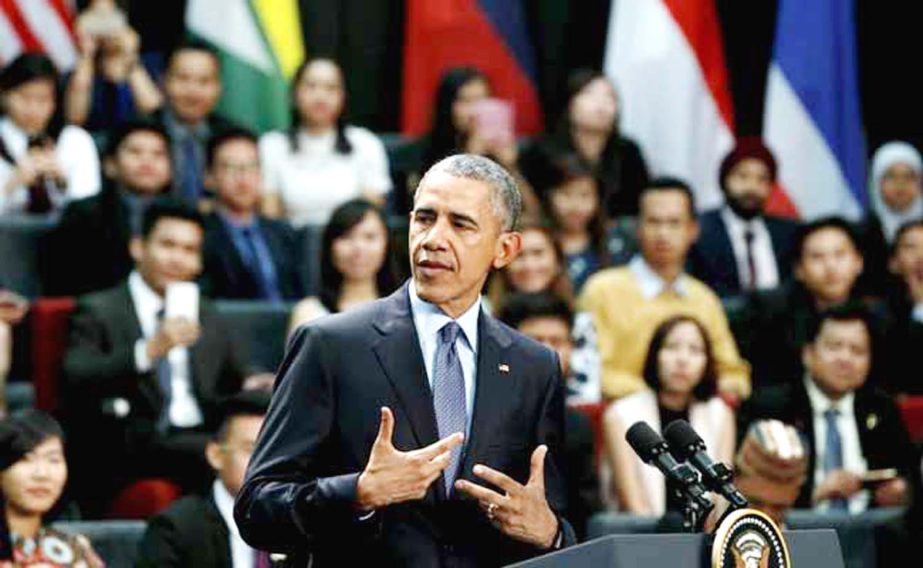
[711,508,790,568]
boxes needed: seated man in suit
[739,303,914,512]
[200,128,303,301]
[688,138,799,297]
[43,120,172,296]
[881,219,923,394]
[498,291,602,541]
[578,177,750,401]
[137,391,271,568]
[61,198,254,517]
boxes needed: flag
[402,0,543,136]
[603,0,735,211]
[186,0,305,133]
[763,0,866,220]
[0,0,77,70]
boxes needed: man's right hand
[813,469,862,504]
[145,317,201,361]
[355,407,464,512]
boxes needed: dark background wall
[114,0,921,155]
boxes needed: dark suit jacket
[564,409,601,542]
[200,213,304,301]
[739,380,916,508]
[688,209,799,298]
[136,493,230,567]
[234,284,574,567]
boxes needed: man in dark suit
[137,391,271,568]
[234,155,574,566]
[200,128,303,301]
[61,199,254,517]
[739,303,914,512]
[43,120,173,296]
[688,138,799,298]
[880,219,923,394]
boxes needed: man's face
[517,316,573,376]
[724,158,772,220]
[206,414,264,497]
[164,50,221,124]
[637,189,698,270]
[795,228,863,306]
[107,131,172,195]
[803,319,871,400]
[209,139,261,214]
[409,171,520,317]
[890,226,923,283]
[131,218,204,295]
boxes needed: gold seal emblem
[712,509,790,568]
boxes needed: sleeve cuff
[134,339,153,372]
[912,303,923,323]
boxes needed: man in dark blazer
[739,303,914,511]
[200,128,303,301]
[688,138,799,298]
[234,155,574,566]
[61,199,253,517]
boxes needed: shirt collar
[721,205,768,235]
[217,208,257,231]
[804,374,856,418]
[211,479,240,538]
[163,108,209,139]
[408,280,480,353]
[629,255,688,300]
[128,270,163,312]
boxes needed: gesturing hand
[455,445,559,549]
[356,407,464,512]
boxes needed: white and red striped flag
[0,0,77,70]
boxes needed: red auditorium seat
[898,396,923,441]
[572,402,606,463]
[107,479,183,519]
[30,297,76,412]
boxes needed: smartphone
[472,98,515,147]
[165,282,199,323]
[80,9,127,38]
[861,468,898,489]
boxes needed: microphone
[625,421,713,513]
[663,419,749,510]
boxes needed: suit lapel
[206,494,232,567]
[716,214,742,286]
[212,215,257,292]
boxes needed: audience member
[43,119,172,296]
[0,289,27,418]
[0,410,103,566]
[521,69,649,219]
[880,220,923,394]
[497,291,601,540]
[603,316,735,515]
[60,199,253,516]
[487,221,574,311]
[688,138,799,297]
[200,128,303,301]
[136,391,271,567]
[259,58,392,228]
[739,303,914,512]
[579,177,750,400]
[64,0,162,131]
[288,198,395,331]
[0,53,101,215]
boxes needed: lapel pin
[498,364,510,374]
[866,413,878,431]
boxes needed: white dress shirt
[720,207,780,290]
[408,281,479,435]
[628,255,689,299]
[213,480,259,568]
[0,117,101,214]
[804,376,870,513]
[129,272,204,428]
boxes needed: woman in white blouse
[260,58,392,228]
[0,53,100,215]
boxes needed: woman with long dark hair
[288,199,396,331]
[259,58,392,228]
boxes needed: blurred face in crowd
[410,170,520,317]
[105,130,172,195]
[517,316,573,377]
[569,77,618,133]
[795,228,863,307]
[164,49,222,125]
[506,228,561,293]
[803,319,871,400]
[724,158,773,220]
[333,211,389,283]
[452,77,490,134]
[3,78,56,135]
[210,138,262,215]
[206,414,264,497]
[637,189,699,271]
[1,437,67,518]
[131,218,204,295]
[549,176,599,234]
[657,321,708,396]
[879,162,921,213]
[890,225,923,282]
[295,59,345,130]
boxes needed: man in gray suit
[235,155,574,566]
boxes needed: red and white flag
[603,0,735,211]
[0,0,77,70]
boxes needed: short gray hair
[416,154,522,231]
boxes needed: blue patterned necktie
[155,309,172,432]
[823,408,848,511]
[180,133,201,201]
[432,322,467,492]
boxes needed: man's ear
[492,231,522,270]
[129,236,144,264]
[205,440,223,472]
[103,156,118,180]
[801,343,813,371]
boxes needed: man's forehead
[414,172,492,212]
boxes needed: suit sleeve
[135,514,185,568]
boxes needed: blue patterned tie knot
[439,321,462,345]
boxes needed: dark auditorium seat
[897,396,923,441]
[0,214,58,298]
[53,520,146,567]
[296,225,324,297]
[213,300,292,372]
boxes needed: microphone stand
[670,463,715,532]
